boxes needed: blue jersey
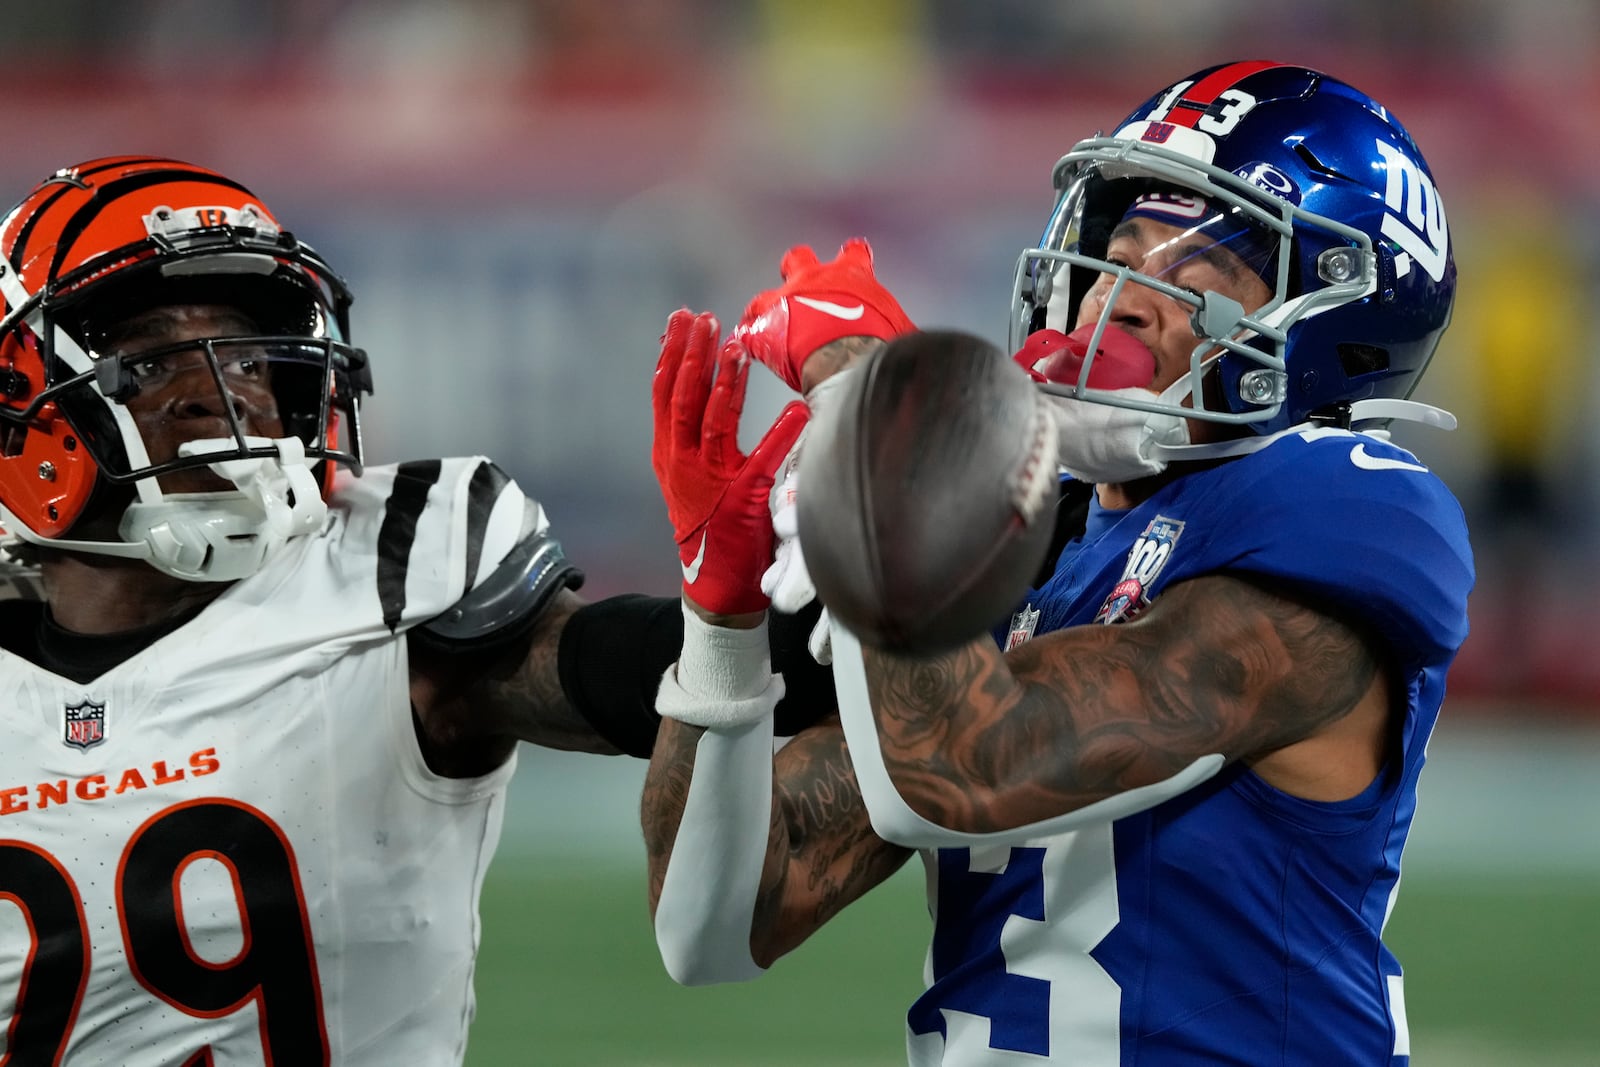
[904,427,1473,1066]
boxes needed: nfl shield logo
[1006,604,1041,650]
[63,698,106,750]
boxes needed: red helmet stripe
[1166,60,1289,127]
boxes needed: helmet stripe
[44,167,255,282]
[7,157,178,274]
[1165,60,1290,128]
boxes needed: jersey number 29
[2,797,329,1065]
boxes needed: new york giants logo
[1096,516,1185,623]
[63,698,106,750]
[1375,139,1449,283]
[1140,122,1175,144]
[1129,191,1209,221]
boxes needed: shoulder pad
[417,524,585,651]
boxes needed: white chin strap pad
[189,435,327,539]
[1047,370,1195,486]
[117,436,328,582]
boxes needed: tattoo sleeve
[414,589,621,773]
[863,573,1384,832]
[641,717,702,912]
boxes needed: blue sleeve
[1203,432,1474,669]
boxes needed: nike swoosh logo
[793,295,865,320]
[1349,443,1429,473]
[681,530,708,583]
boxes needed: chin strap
[1148,398,1458,465]
[120,436,328,581]
[1346,398,1458,431]
[182,435,328,537]
[3,436,328,582]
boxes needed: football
[797,329,1059,654]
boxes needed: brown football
[797,329,1059,654]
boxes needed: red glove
[1013,324,1157,391]
[734,238,915,392]
[652,308,809,617]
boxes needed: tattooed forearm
[471,592,621,753]
[801,336,887,393]
[753,720,910,963]
[864,573,1385,831]
[642,719,707,912]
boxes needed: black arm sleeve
[556,594,837,758]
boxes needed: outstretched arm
[643,294,914,983]
[410,589,842,776]
[858,572,1393,835]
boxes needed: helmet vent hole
[1292,143,1356,183]
[1292,143,1359,184]
[1337,343,1390,378]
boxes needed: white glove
[760,428,832,665]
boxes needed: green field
[465,859,1600,1066]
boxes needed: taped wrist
[657,602,784,729]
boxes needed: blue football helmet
[1010,61,1457,438]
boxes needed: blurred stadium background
[3,0,1597,1062]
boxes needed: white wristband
[656,601,785,729]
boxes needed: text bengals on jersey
[0,748,221,816]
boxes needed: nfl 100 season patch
[1096,517,1186,624]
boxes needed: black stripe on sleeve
[462,460,513,592]
[376,459,443,632]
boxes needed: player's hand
[761,434,811,614]
[760,450,833,663]
[734,238,915,393]
[652,308,809,618]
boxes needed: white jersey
[0,456,538,1066]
